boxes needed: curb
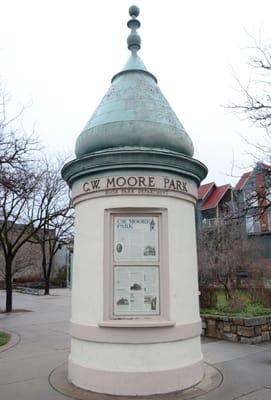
[0,329,21,353]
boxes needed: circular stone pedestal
[49,362,223,400]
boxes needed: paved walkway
[0,289,271,400]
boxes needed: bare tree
[31,158,73,295]
[0,85,38,172]
[0,164,46,312]
[0,85,43,312]
[197,217,263,301]
[230,36,271,139]
[228,37,271,221]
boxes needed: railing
[202,218,217,227]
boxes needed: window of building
[246,215,260,234]
[244,190,258,208]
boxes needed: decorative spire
[127,5,141,53]
[111,4,157,83]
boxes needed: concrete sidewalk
[0,289,271,400]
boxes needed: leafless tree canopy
[197,217,264,301]
[30,157,74,295]
[229,36,271,145]
[226,37,271,222]
[0,86,73,311]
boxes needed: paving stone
[223,332,238,342]
[255,325,262,335]
[234,388,271,399]
[1,290,271,400]
[207,319,222,338]
[223,323,231,332]
[237,326,255,337]
[244,317,266,326]
[240,336,262,344]
[261,331,270,341]
[232,318,244,325]
[218,316,229,322]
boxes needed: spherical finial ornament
[127,32,141,50]
[129,5,140,18]
[127,5,141,52]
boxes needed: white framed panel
[103,208,169,324]
[114,266,160,316]
[114,216,159,262]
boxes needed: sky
[1,0,271,186]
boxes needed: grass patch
[0,331,10,347]
[201,303,271,316]
[201,289,271,316]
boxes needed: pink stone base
[68,358,204,396]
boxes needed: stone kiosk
[62,6,207,396]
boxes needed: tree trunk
[5,258,13,313]
[44,258,54,295]
[44,277,50,295]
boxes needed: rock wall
[201,315,271,344]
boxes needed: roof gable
[198,182,215,200]
[201,184,231,210]
[235,172,251,191]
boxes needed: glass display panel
[113,266,160,316]
[114,216,159,262]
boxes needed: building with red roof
[235,163,271,237]
[197,183,233,227]
[198,182,215,201]
[197,162,271,259]
[235,172,251,191]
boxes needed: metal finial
[129,5,140,17]
[127,5,141,52]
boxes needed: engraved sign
[114,266,160,316]
[72,175,197,205]
[114,216,159,262]
[82,176,188,194]
[72,175,198,205]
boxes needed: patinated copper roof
[75,6,194,159]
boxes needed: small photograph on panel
[144,296,157,310]
[130,283,142,291]
[144,245,156,256]
[116,243,123,253]
[116,297,129,305]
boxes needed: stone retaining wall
[201,314,271,344]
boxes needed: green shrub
[226,297,246,313]
[200,288,271,316]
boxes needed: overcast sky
[1,0,271,186]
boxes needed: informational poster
[114,266,160,316]
[114,216,159,262]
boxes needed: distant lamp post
[66,245,73,289]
